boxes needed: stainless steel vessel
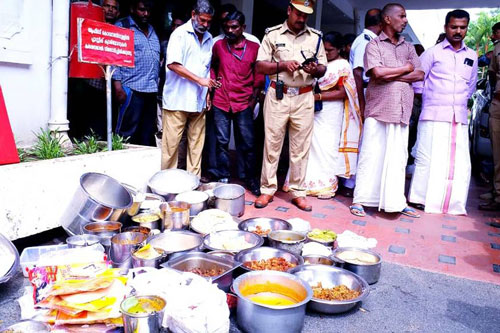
[61,173,133,236]
[213,184,245,217]
[233,270,312,333]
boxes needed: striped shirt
[112,16,160,93]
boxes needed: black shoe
[338,186,353,198]
[409,202,425,211]
[246,179,261,196]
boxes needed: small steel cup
[160,201,191,230]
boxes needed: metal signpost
[76,18,134,151]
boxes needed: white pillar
[48,0,70,143]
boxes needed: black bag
[314,82,322,112]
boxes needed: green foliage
[465,9,500,55]
[31,128,66,160]
[17,147,29,162]
[73,131,102,155]
[111,133,129,151]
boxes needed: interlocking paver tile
[438,255,456,265]
[442,224,457,230]
[441,235,456,243]
[389,245,405,254]
[395,227,410,234]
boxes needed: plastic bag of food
[127,268,230,333]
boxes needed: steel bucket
[61,173,133,236]
[214,184,245,217]
[109,231,148,274]
[121,295,166,333]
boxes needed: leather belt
[270,81,313,96]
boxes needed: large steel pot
[61,173,133,236]
[233,270,312,333]
[213,184,245,217]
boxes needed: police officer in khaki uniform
[480,22,500,210]
[254,0,327,211]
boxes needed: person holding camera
[253,0,326,211]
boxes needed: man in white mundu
[349,3,424,218]
[409,9,477,215]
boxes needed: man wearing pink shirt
[409,9,477,215]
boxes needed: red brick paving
[239,182,500,285]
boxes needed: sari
[284,58,361,197]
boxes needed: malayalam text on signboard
[77,18,134,67]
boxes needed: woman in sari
[284,31,362,199]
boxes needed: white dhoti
[353,117,408,212]
[409,120,470,215]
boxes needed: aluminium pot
[213,184,245,217]
[233,270,312,333]
[61,173,133,236]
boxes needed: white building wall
[0,0,52,147]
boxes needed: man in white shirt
[161,0,220,177]
[349,8,383,116]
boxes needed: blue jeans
[116,90,157,146]
[213,106,256,180]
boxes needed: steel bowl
[148,169,200,201]
[289,264,370,314]
[82,221,122,248]
[132,247,166,269]
[331,247,382,284]
[302,254,335,266]
[234,246,304,272]
[306,229,337,247]
[148,231,203,260]
[203,230,264,253]
[213,184,245,217]
[122,225,152,236]
[175,190,209,216]
[238,218,292,241]
[0,233,19,284]
[66,234,100,248]
[233,270,312,333]
[131,212,162,231]
[268,230,306,256]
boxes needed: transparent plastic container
[19,243,105,277]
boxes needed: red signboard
[77,18,134,68]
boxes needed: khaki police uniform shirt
[490,42,500,117]
[257,21,327,88]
